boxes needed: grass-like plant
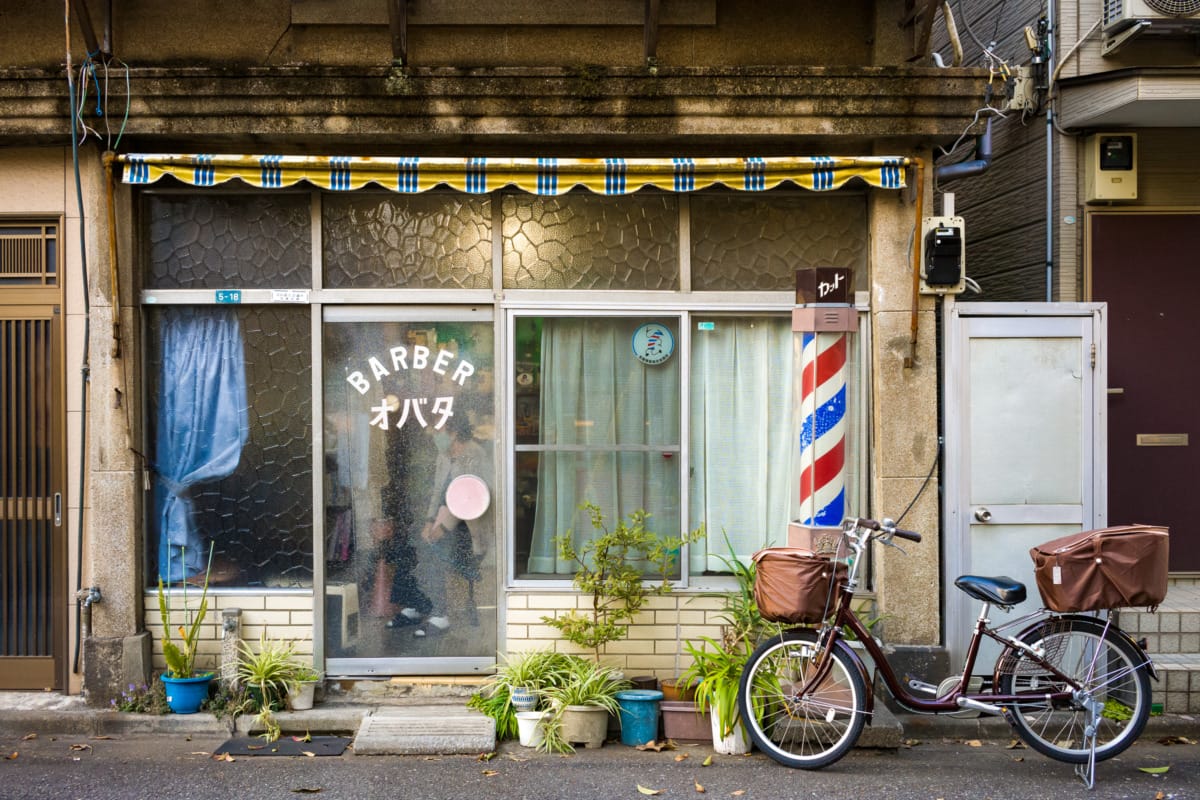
[468,650,575,739]
[237,634,308,741]
[538,656,630,754]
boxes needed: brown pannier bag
[752,548,848,625]
[1029,525,1169,613]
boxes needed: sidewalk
[1,690,1195,746]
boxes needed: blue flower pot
[616,689,664,746]
[161,673,213,714]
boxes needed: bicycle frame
[799,522,1088,717]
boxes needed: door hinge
[1090,343,1096,368]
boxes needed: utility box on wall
[1084,133,1137,203]
[919,216,966,295]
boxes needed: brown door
[1091,212,1200,572]
[1,220,67,690]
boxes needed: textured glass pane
[691,194,867,291]
[323,194,492,289]
[323,319,496,659]
[502,192,679,289]
[146,194,311,289]
[147,306,313,587]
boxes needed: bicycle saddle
[954,575,1027,607]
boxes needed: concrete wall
[6,0,886,69]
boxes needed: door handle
[974,507,992,523]
[54,493,62,526]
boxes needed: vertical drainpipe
[1045,4,1056,302]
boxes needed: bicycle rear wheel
[997,615,1151,764]
[738,629,866,769]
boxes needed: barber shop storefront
[131,155,899,678]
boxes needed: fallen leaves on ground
[292,732,312,743]
[964,739,982,748]
[636,740,676,752]
[731,791,746,796]
[901,738,921,748]
[1005,739,1026,750]
[68,744,91,752]
[212,752,235,762]
[302,751,316,758]
[478,751,496,761]
[694,781,706,793]
[1138,766,1171,775]
[4,752,17,760]
[637,785,664,795]
[1158,736,1195,746]
[701,755,713,766]
[21,733,36,741]
[675,752,690,762]
[481,769,499,777]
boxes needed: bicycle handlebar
[848,517,922,543]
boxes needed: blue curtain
[155,308,249,582]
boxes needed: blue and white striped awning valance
[119,154,910,194]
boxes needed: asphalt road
[0,731,1196,800]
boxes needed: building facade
[0,1,989,702]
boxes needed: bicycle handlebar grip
[893,528,922,543]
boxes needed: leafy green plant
[539,656,630,754]
[469,650,576,739]
[110,680,169,714]
[237,634,312,741]
[677,636,753,738]
[156,543,215,679]
[544,502,705,659]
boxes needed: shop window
[513,315,682,578]
[513,312,864,583]
[146,306,313,587]
[502,191,679,289]
[322,194,492,289]
[145,194,312,289]
[690,194,867,291]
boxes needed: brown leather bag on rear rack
[1029,525,1169,612]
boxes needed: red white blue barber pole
[792,267,855,532]
[798,332,847,526]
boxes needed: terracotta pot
[557,704,609,749]
[660,678,696,702]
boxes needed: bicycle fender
[992,613,1159,686]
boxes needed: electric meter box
[1084,133,1137,203]
[920,216,966,295]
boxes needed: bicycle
[737,516,1156,788]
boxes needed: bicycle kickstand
[1074,690,1101,790]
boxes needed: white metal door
[943,303,1106,670]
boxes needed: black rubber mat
[213,735,351,757]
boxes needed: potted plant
[287,664,323,712]
[674,537,769,753]
[467,649,574,744]
[543,503,704,661]
[156,545,215,714]
[237,634,310,741]
[540,656,629,753]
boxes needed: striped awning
[119,154,909,194]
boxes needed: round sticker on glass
[631,323,675,366]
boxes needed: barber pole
[798,331,847,526]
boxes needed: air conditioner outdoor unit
[1103,0,1200,34]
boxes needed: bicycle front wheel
[738,629,866,769]
[997,615,1151,764]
